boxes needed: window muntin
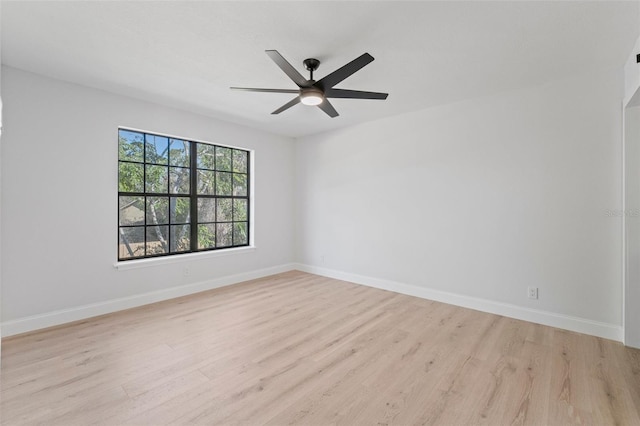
[118,129,250,261]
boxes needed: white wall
[0,64,629,341]
[295,69,624,334]
[624,36,640,107]
[624,30,640,348]
[0,1,4,357]
[0,66,295,332]
[625,105,640,348]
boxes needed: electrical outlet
[183,266,190,277]
[320,255,325,264]
[527,287,538,300]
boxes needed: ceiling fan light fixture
[300,90,324,106]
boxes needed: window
[118,129,250,261]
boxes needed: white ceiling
[2,1,639,138]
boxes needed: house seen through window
[118,129,250,260]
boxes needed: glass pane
[146,226,169,255]
[170,225,190,252]
[145,134,169,165]
[145,165,168,193]
[197,143,216,170]
[216,146,232,171]
[119,130,144,162]
[197,170,215,195]
[233,222,248,245]
[198,224,216,249]
[233,173,247,196]
[197,198,216,223]
[233,149,248,173]
[233,199,248,221]
[216,172,232,196]
[169,167,190,194]
[119,162,144,192]
[119,226,145,259]
[217,198,232,222]
[169,139,189,167]
[216,223,232,247]
[146,197,169,225]
[170,197,190,224]
[119,196,144,226]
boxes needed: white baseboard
[293,263,623,342]
[1,263,297,338]
[2,262,623,342]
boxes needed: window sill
[113,246,256,270]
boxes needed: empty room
[2,1,640,424]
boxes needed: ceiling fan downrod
[303,58,320,81]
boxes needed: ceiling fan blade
[325,88,388,100]
[265,50,308,87]
[316,53,375,90]
[230,87,300,94]
[318,99,339,118]
[272,97,301,115]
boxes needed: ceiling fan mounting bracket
[303,58,320,72]
[303,58,320,80]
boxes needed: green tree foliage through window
[118,129,250,260]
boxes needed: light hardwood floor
[1,271,640,425]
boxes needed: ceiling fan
[231,50,388,118]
